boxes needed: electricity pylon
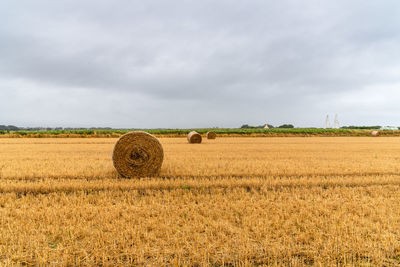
[334,114,340,129]
[325,115,331,128]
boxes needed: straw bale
[187,131,202,143]
[206,131,217,139]
[371,131,380,137]
[112,131,163,177]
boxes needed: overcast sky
[1,1,399,128]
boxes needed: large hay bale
[112,131,164,178]
[187,131,202,143]
[206,131,217,139]
[371,131,380,137]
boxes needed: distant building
[380,126,398,130]
[264,124,269,129]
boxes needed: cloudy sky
[1,1,399,128]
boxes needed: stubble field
[1,137,400,266]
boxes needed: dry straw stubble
[206,131,217,139]
[4,137,400,265]
[187,131,202,143]
[112,131,163,178]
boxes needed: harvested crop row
[2,137,400,180]
[1,174,400,194]
[1,184,400,266]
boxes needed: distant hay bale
[371,131,380,137]
[112,131,164,178]
[206,131,217,139]
[187,131,202,143]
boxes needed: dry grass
[1,137,400,265]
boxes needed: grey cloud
[1,0,400,128]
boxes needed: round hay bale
[112,131,164,178]
[371,130,380,137]
[206,131,217,139]
[187,131,202,143]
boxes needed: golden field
[1,137,400,266]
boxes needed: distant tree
[241,124,274,129]
[278,124,294,128]
[1,125,20,131]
